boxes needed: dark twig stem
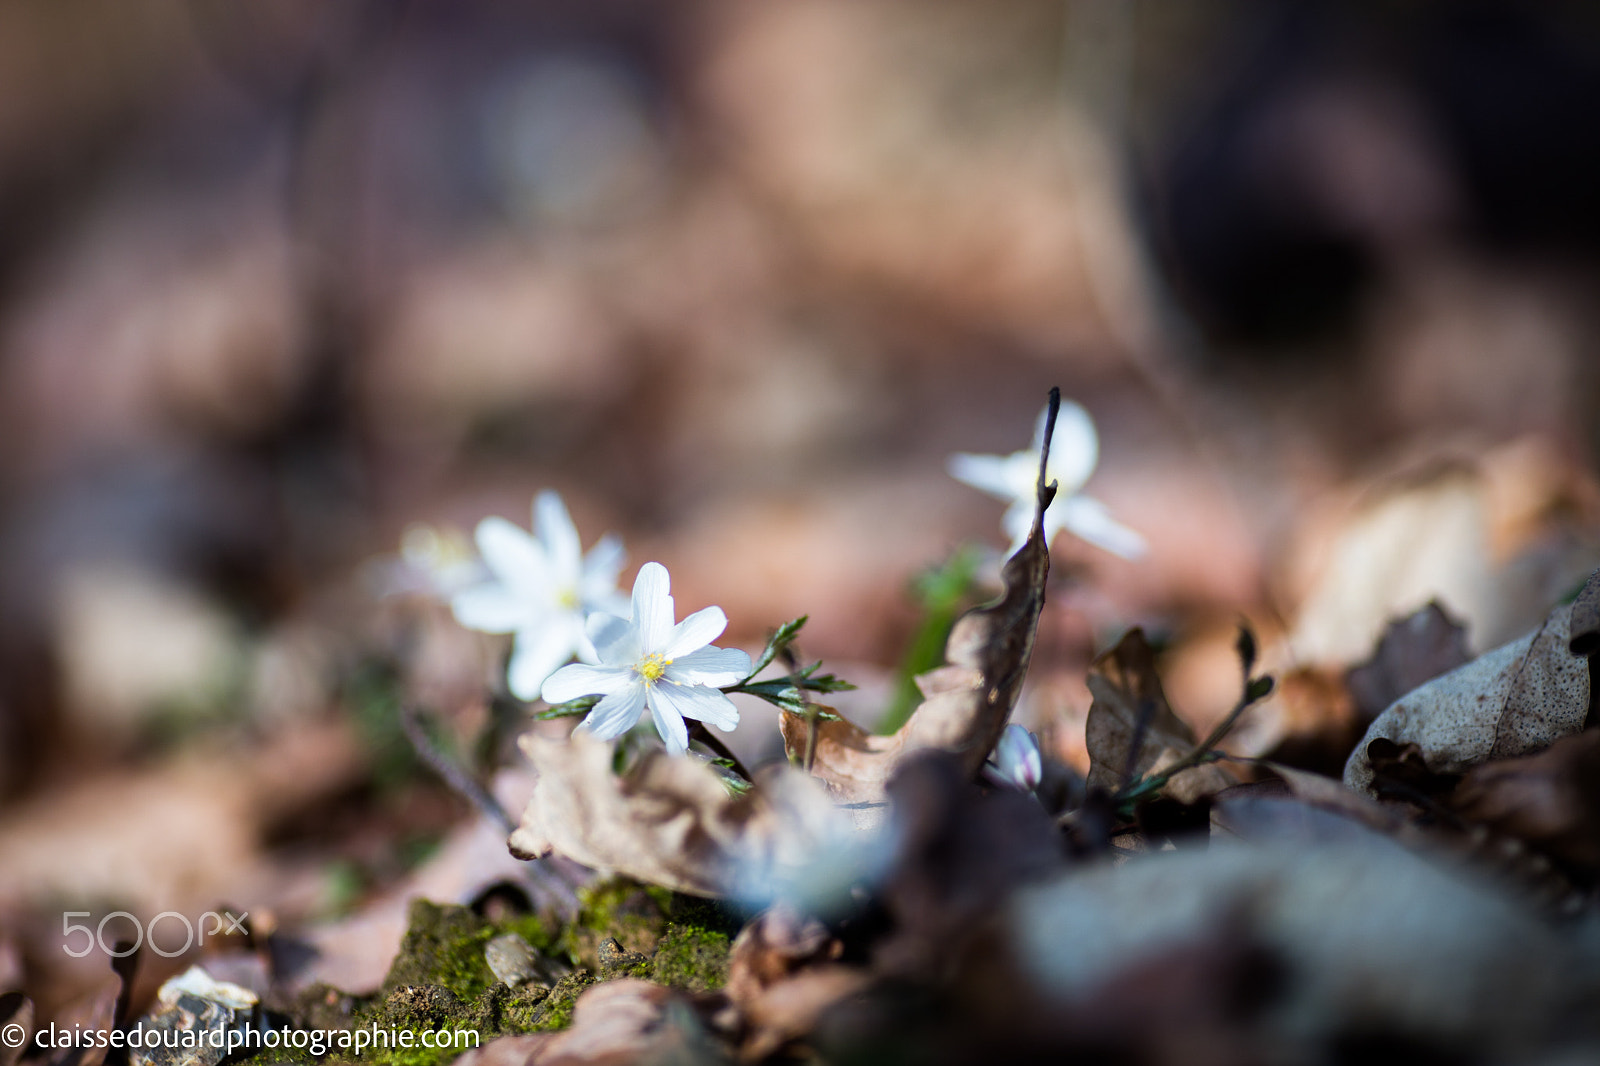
[1111,679,1269,809]
[401,705,515,833]
[1122,696,1157,787]
[687,721,755,782]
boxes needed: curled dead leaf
[780,392,1058,804]
[737,966,870,1063]
[510,732,859,900]
[534,979,726,1065]
[1345,601,1472,725]
[1345,572,1598,796]
[725,904,862,1061]
[1083,629,1233,805]
[725,905,839,1007]
[777,529,1049,804]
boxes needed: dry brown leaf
[725,905,839,1007]
[778,409,1055,805]
[1344,572,1598,796]
[509,733,842,898]
[1450,729,1600,872]
[738,967,870,1063]
[1261,764,1411,838]
[1083,629,1232,804]
[1345,601,1472,724]
[724,905,860,1060]
[533,979,727,1065]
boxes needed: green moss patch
[246,883,742,1065]
[650,922,732,991]
[381,900,557,1001]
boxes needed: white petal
[587,612,640,665]
[662,605,727,660]
[534,491,582,578]
[1044,400,1099,497]
[541,662,635,704]
[450,585,527,633]
[992,723,1042,790]
[581,533,626,596]
[476,516,550,594]
[947,453,1017,500]
[645,687,690,755]
[665,645,751,688]
[1002,499,1037,556]
[507,621,579,700]
[632,562,675,651]
[653,680,740,732]
[577,682,648,741]
[1059,494,1146,559]
[591,589,631,619]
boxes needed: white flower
[366,524,488,600]
[452,491,628,700]
[541,561,751,755]
[401,524,488,597]
[948,400,1145,558]
[982,723,1043,792]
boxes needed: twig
[1121,696,1157,787]
[687,721,754,783]
[401,705,515,833]
[1112,676,1272,810]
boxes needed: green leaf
[878,545,983,733]
[537,696,598,720]
[741,616,809,683]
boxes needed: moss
[556,878,674,970]
[381,899,559,1002]
[464,981,551,1033]
[241,887,737,1066]
[650,923,732,992]
[232,901,569,1066]
[526,970,596,1032]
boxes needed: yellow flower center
[556,587,580,610]
[635,653,670,683]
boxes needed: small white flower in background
[542,561,751,755]
[365,524,487,600]
[452,490,628,700]
[399,524,488,598]
[983,722,1043,792]
[948,400,1146,559]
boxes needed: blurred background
[4,0,1600,1022]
